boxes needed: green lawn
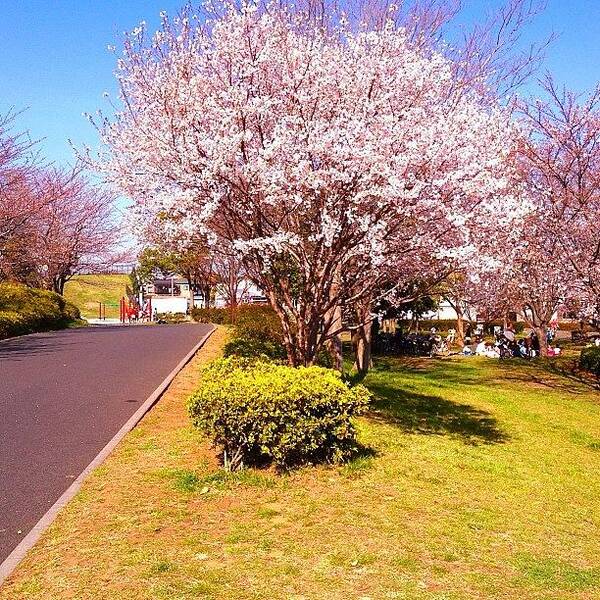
[2,340,599,599]
[63,273,129,319]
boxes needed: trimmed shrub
[407,319,459,333]
[233,304,282,343]
[559,320,595,332]
[223,336,287,360]
[0,283,82,339]
[156,311,188,324]
[557,321,580,332]
[194,304,287,360]
[192,304,283,338]
[190,307,235,324]
[580,346,600,376]
[188,358,371,470]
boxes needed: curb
[0,324,216,587]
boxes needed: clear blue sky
[1,0,599,168]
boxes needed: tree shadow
[368,381,509,445]
[543,361,600,391]
[490,358,600,396]
[0,326,118,361]
[0,333,72,361]
[363,355,487,390]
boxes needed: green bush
[0,282,82,339]
[223,336,287,360]
[156,311,188,324]
[560,321,598,333]
[190,307,235,324]
[192,304,283,338]
[580,345,600,376]
[395,319,525,336]
[480,321,525,335]
[188,358,371,470]
[410,319,460,333]
[233,304,282,343]
[194,304,287,360]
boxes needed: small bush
[0,282,82,339]
[559,320,594,332]
[223,336,287,360]
[580,345,600,376]
[156,311,188,324]
[190,307,235,324]
[195,304,287,360]
[408,319,459,333]
[188,358,371,470]
[191,304,282,339]
[394,319,525,336]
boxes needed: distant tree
[30,168,121,294]
[0,111,45,279]
[136,240,215,307]
[519,78,600,329]
[136,246,178,285]
[1,113,121,294]
[213,253,252,309]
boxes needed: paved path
[0,323,212,563]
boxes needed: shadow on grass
[368,381,509,445]
[544,361,600,391]
[370,352,600,397]
[493,357,600,395]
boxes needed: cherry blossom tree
[29,168,122,294]
[0,112,46,278]
[454,78,600,356]
[213,253,252,308]
[93,2,525,366]
[520,78,600,325]
[1,111,122,293]
[2,162,121,294]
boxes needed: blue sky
[1,0,599,168]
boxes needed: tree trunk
[266,289,301,367]
[325,267,343,371]
[534,325,548,357]
[445,296,464,346]
[524,305,549,357]
[203,285,212,308]
[327,302,343,371]
[354,326,372,375]
[53,275,66,296]
[186,275,195,312]
[353,296,373,376]
[456,313,464,346]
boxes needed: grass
[1,336,599,599]
[63,273,129,319]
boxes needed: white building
[142,275,267,314]
[142,276,191,315]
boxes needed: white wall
[151,297,188,315]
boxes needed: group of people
[457,323,562,359]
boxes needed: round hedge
[188,358,371,470]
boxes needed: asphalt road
[0,323,213,563]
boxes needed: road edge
[0,324,216,587]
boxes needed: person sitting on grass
[475,339,487,355]
[503,323,516,343]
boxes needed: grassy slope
[1,337,599,599]
[63,274,129,319]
